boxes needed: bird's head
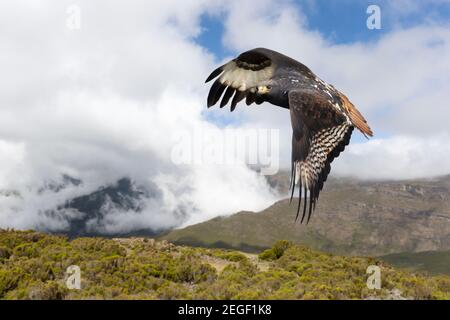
[256,84,271,95]
[255,80,289,108]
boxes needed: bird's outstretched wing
[205,47,314,111]
[288,89,354,224]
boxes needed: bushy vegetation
[0,231,448,300]
[259,240,292,260]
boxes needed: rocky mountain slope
[161,175,450,257]
[55,178,161,237]
[2,173,449,257]
[0,176,166,237]
[379,250,450,275]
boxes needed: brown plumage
[338,93,373,138]
[205,48,373,223]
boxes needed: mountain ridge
[161,174,450,258]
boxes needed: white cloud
[335,134,450,180]
[1,0,450,233]
[219,0,450,177]
[0,0,278,232]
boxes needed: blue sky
[1,0,450,231]
[196,0,450,142]
[197,0,450,58]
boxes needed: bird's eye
[266,85,272,90]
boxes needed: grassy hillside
[0,230,449,300]
[161,175,450,257]
[379,250,450,275]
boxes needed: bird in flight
[205,48,373,224]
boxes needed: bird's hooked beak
[257,85,271,95]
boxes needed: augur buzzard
[205,48,373,223]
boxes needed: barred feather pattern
[291,123,353,223]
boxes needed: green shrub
[215,251,247,262]
[0,269,21,298]
[0,230,448,300]
[259,240,292,261]
[0,246,11,259]
[27,281,68,300]
[13,243,39,258]
[259,249,277,261]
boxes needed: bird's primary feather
[205,48,373,223]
